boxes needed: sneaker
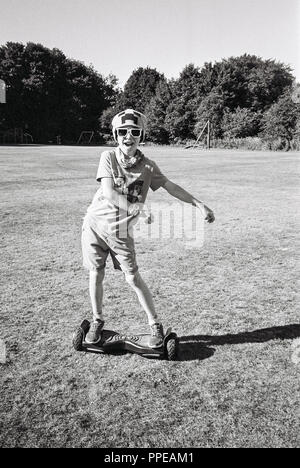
[149,323,164,348]
[85,320,104,344]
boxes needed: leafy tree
[192,55,294,141]
[211,55,294,112]
[22,43,69,141]
[0,42,27,130]
[261,89,300,150]
[165,64,202,141]
[98,100,126,137]
[99,106,117,136]
[292,115,300,150]
[98,78,126,137]
[0,42,117,142]
[1,45,297,146]
[145,79,173,143]
[245,57,294,111]
[198,62,220,96]
[221,107,263,138]
[195,90,227,139]
[63,58,113,141]
[122,67,164,112]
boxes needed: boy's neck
[116,147,143,169]
[119,147,138,159]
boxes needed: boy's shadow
[178,324,300,361]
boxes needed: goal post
[185,120,211,149]
[207,120,211,149]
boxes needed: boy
[82,109,214,347]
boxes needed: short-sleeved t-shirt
[86,148,167,237]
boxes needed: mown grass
[0,145,299,448]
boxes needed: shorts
[81,216,138,275]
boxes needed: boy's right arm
[101,178,141,216]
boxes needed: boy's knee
[90,269,105,282]
[125,271,142,288]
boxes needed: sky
[0,0,299,87]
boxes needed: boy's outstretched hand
[204,206,215,223]
[163,180,215,223]
[198,203,215,223]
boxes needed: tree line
[0,42,117,143]
[0,42,299,149]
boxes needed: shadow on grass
[178,324,300,361]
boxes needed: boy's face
[117,126,142,157]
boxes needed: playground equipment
[76,131,95,145]
[0,128,33,144]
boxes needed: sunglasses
[117,128,142,138]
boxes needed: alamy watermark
[291,338,300,365]
[92,200,206,249]
[132,201,205,249]
[0,338,6,364]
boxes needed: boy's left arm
[163,180,215,223]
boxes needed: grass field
[0,145,299,448]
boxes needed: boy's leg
[85,269,105,344]
[109,237,164,347]
[81,216,110,343]
[82,215,109,322]
[125,272,164,348]
[125,271,158,325]
[89,269,105,322]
